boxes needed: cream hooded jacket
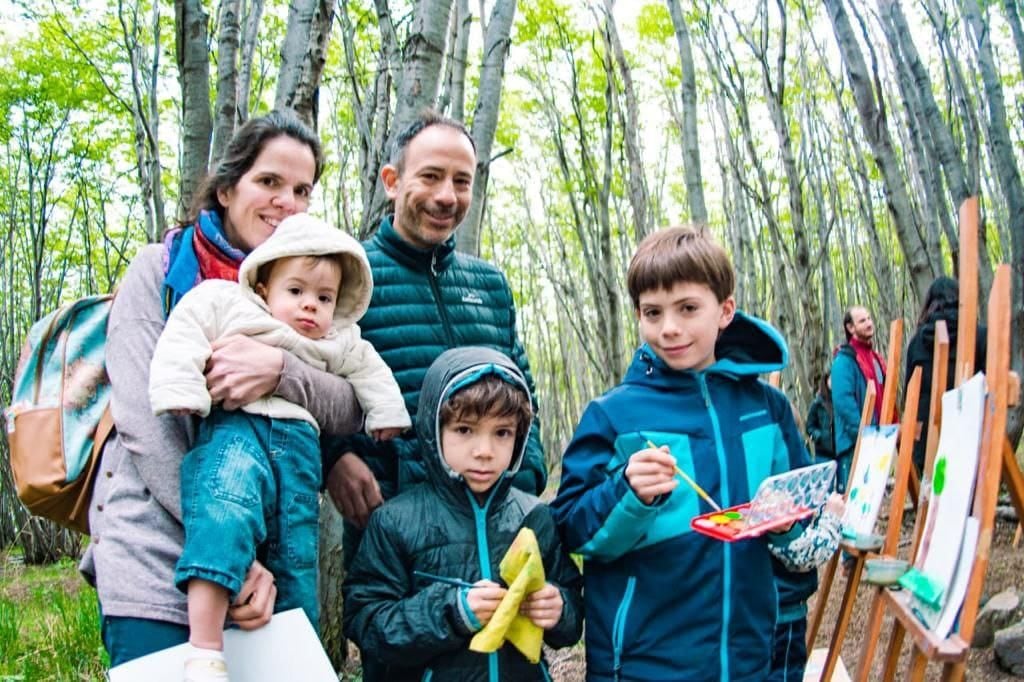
[149,213,410,433]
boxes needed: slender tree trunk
[211,0,241,166]
[824,0,931,296]
[666,0,707,222]
[961,0,1024,446]
[1001,0,1024,80]
[275,0,335,129]
[175,0,212,213]
[602,0,652,241]
[457,0,518,255]
[236,0,265,121]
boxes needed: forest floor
[540,511,1024,682]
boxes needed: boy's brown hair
[439,374,533,440]
[626,225,735,307]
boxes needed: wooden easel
[806,318,903,681]
[854,198,1022,679]
[854,264,1013,680]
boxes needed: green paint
[849,488,858,500]
[725,511,743,520]
[933,457,947,495]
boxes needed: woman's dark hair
[817,369,832,407]
[181,110,324,226]
[917,276,958,326]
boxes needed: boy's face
[441,411,518,495]
[255,256,340,340]
[636,281,736,371]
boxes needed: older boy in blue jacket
[552,226,811,681]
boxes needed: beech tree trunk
[175,0,212,213]
[961,0,1024,447]
[666,0,707,223]
[458,0,517,255]
[824,0,932,297]
[211,0,241,166]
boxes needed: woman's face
[217,135,317,252]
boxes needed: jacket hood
[238,213,373,327]
[416,346,532,506]
[627,309,788,384]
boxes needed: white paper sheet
[841,424,899,538]
[108,609,337,681]
[916,373,985,591]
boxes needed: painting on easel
[841,425,899,540]
[906,372,986,638]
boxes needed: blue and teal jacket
[343,347,582,681]
[551,311,811,681]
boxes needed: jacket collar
[373,215,456,273]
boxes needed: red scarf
[194,225,240,283]
[851,337,886,421]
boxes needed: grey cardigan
[80,244,363,625]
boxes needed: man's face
[380,125,476,250]
[847,306,875,344]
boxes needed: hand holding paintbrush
[643,440,722,512]
[623,441,681,505]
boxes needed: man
[323,109,546,546]
[830,305,886,492]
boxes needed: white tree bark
[824,0,932,296]
[236,0,265,122]
[174,0,212,213]
[211,0,241,166]
[275,0,335,129]
[457,0,517,255]
[666,0,707,223]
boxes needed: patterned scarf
[162,210,247,313]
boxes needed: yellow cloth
[468,527,546,663]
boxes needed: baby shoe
[183,649,230,682]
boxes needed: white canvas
[840,424,899,538]
[915,373,986,591]
[107,609,336,682]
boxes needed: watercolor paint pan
[690,503,814,542]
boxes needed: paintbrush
[645,440,722,512]
[413,570,478,589]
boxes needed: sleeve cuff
[457,587,483,633]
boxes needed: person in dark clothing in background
[805,370,835,462]
[904,276,986,476]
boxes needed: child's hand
[625,445,679,504]
[466,580,506,625]
[520,582,564,630]
[824,492,845,517]
[372,427,403,441]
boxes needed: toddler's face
[441,411,518,495]
[257,256,340,340]
[636,281,735,371]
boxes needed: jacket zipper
[429,251,455,347]
[699,375,731,682]
[611,575,636,682]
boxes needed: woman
[80,111,364,665]
[904,275,986,475]
[805,371,835,463]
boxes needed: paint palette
[690,503,814,541]
[690,461,837,542]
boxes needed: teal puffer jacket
[325,217,547,498]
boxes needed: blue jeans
[767,617,808,682]
[101,611,189,666]
[175,410,322,630]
